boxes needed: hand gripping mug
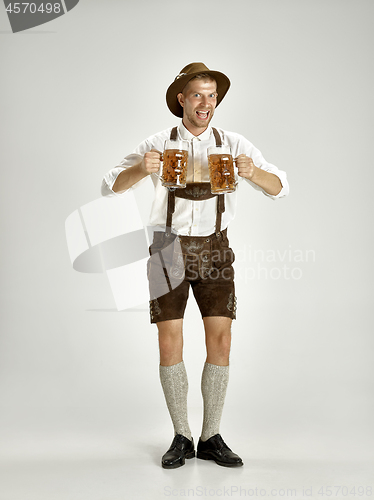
[207,145,237,194]
[160,139,189,188]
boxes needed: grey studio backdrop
[0,1,373,499]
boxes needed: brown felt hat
[166,62,231,118]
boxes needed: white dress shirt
[101,122,289,237]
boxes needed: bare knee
[204,317,232,366]
[157,319,183,366]
[206,332,231,364]
[217,333,232,357]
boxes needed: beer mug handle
[151,151,163,181]
[233,156,240,187]
[233,155,256,186]
[150,153,177,189]
[149,151,179,189]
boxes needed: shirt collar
[178,121,213,142]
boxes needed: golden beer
[161,140,189,188]
[208,153,236,194]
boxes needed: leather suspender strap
[212,127,222,146]
[215,194,225,235]
[170,126,178,140]
[165,127,178,234]
[166,189,175,235]
[212,127,224,234]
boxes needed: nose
[200,95,209,107]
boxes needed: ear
[177,92,185,108]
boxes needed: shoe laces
[215,434,231,451]
[172,434,187,449]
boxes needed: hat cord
[174,73,187,81]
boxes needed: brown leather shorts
[147,229,237,323]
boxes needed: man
[102,62,289,469]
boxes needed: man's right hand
[113,149,162,193]
[142,149,162,175]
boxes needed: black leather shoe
[197,434,243,467]
[162,434,195,469]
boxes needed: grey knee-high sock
[201,362,229,442]
[159,361,192,440]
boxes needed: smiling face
[177,77,218,136]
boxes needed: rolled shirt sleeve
[101,132,170,197]
[226,131,289,200]
[101,152,148,197]
[244,160,289,200]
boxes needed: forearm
[112,161,148,192]
[250,166,282,196]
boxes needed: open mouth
[196,110,210,120]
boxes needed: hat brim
[166,70,231,118]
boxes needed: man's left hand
[235,154,283,196]
[235,154,256,180]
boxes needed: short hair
[181,73,217,94]
[190,73,216,83]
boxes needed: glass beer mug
[207,145,237,194]
[159,139,189,189]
